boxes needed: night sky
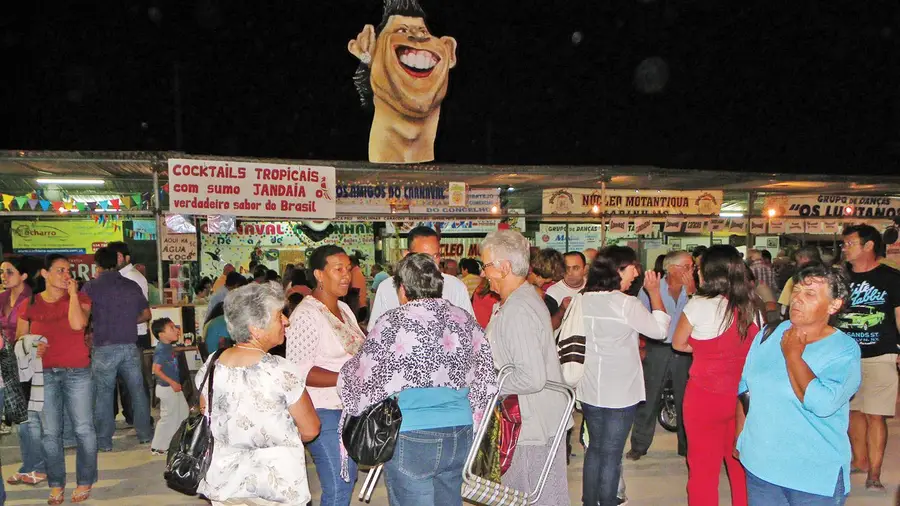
[4,1,899,174]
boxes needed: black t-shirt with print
[837,264,900,359]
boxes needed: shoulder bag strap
[198,348,226,414]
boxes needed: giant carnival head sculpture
[348,0,457,163]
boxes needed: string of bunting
[0,191,148,213]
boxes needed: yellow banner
[11,220,124,254]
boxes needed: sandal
[72,486,92,503]
[865,479,886,492]
[48,488,64,505]
[22,471,47,485]
[6,473,24,485]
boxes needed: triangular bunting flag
[122,196,133,208]
[51,202,64,212]
[14,196,27,209]
[39,200,51,211]
[64,202,74,211]
[111,199,120,210]
[27,199,38,210]
[99,201,109,210]
[76,202,88,212]
[1,194,13,210]
[133,193,143,207]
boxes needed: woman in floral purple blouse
[339,253,498,506]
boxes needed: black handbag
[0,329,27,425]
[341,396,402,467]
[164,348,224,496]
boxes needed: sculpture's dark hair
[353,0,428,109]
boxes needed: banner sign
[786,220,805,234]
[806,220,823,234]
[448,182,467,207]
[385,217,525,235]
[633,218,654,235]
[729,219,747,233]
[161,228,198,262]
[536,224,603,252]
[168,158,336,219]
[337,186,499,215]
[709,219,728,232]
[608,217,629,234]
[823,220,842,234]
[664,217,683,233]
[543,189,723,215]
[750,219,767,234]
[768,220,786,234]
[763,194,900,218]
[684,219,708,234]
[439,237,483,261]
[199,221,374,279]
[11,220,123,254]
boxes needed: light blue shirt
[737,321,861,496]
[639,276,689,343]
[372,271,390,292]
[398,387,472,432]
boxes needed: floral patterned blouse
[196,354,310,505]
[338,298,498,480]
[286,295,365,410]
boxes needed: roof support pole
[153,170,164,295]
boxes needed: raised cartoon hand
[348,24,376,63]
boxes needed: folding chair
[462,364,576,506]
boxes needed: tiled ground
[2,414,898,505]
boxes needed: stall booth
[4,151,900,344]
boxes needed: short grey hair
[663,250,692,271]
[481,230,531,277]
[394,253,444,300]
[223,282,285,343]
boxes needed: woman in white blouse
[286,245,366,506]
[579,246,670,506]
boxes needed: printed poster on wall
[11,220,124,254]
[763,194,900,219]
[822,220,843,234]
[806,220,823,234]
[709,219,728,232]
[543,189,723,215]
[168,159,336,219]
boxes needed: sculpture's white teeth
[397,47,439,70]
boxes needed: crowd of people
[0,223,897,506]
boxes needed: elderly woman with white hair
[196,282,320,505]
[479,230,571,506]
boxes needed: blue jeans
[307,409,358,506]
[92,344,153,448]
[582,402,637,506]
[41,367,98,488]
[384,425,473,506]
[18,410,47,474]
[746,470,847,506]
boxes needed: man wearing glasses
[628,250,696,461]
[368,226,475,331]
[837,224,900,492]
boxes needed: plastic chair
[462,364,576,506]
